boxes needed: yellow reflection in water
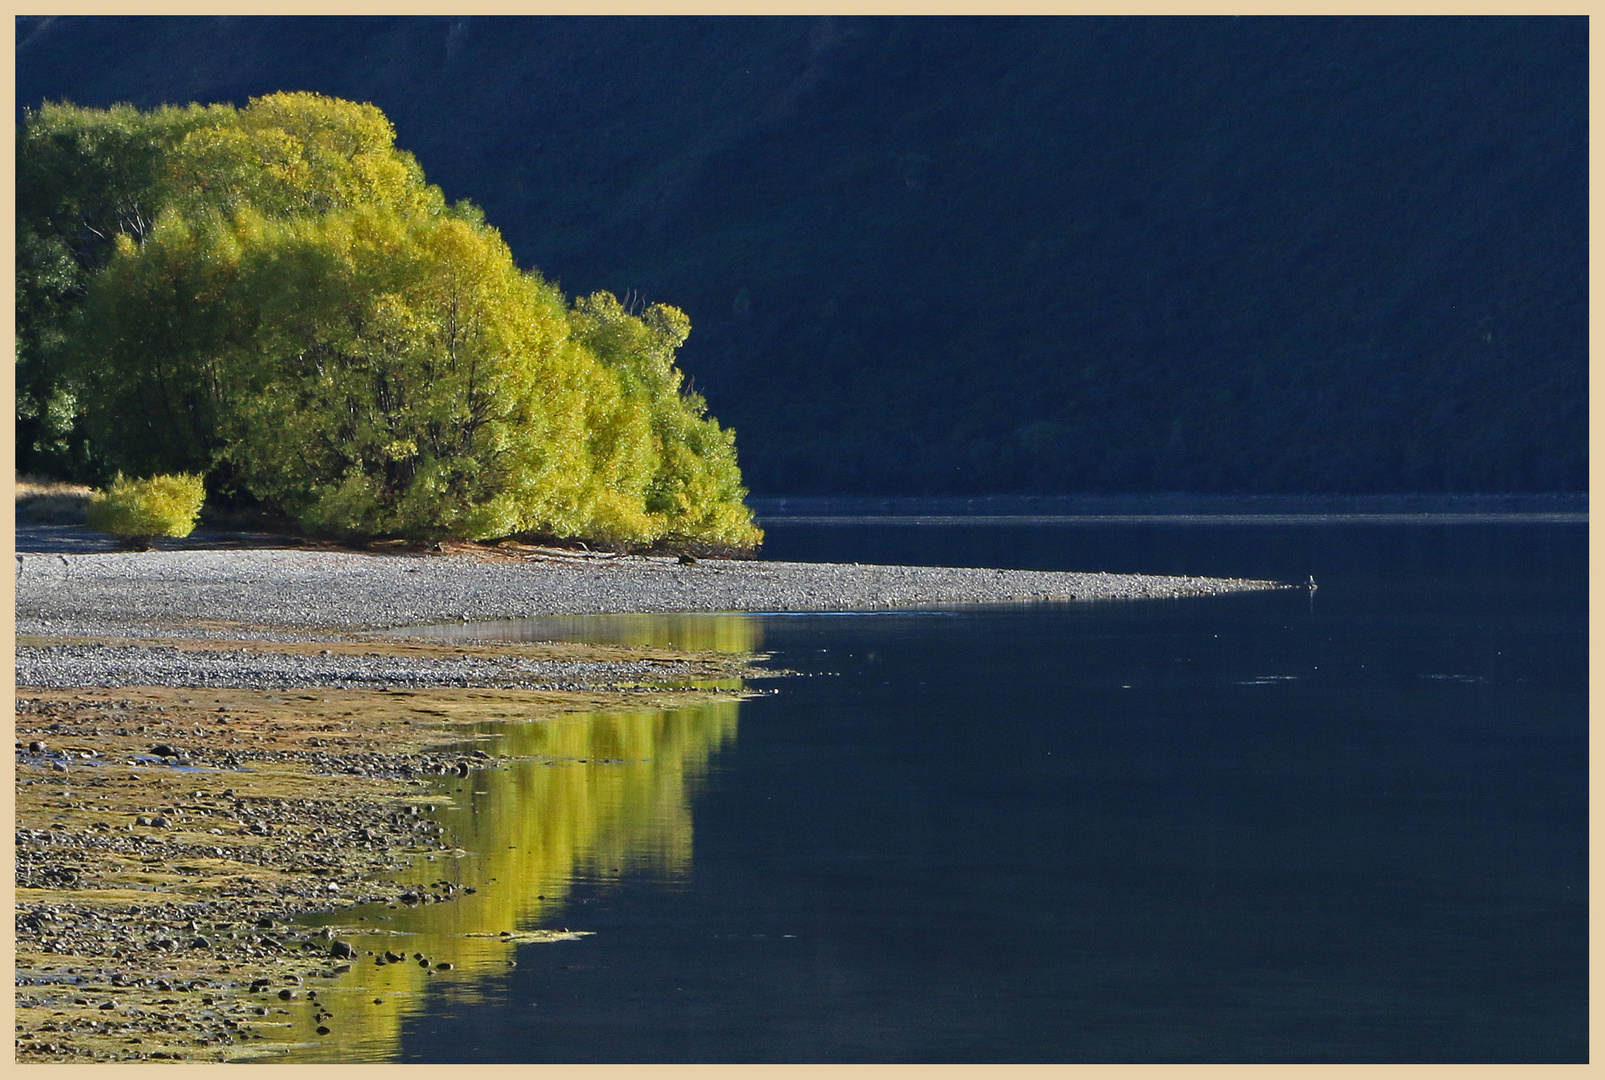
[266,697,741,1063]
[417,612,764,654]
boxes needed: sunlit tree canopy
[18,92,760,549]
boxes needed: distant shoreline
[746,492,1587,520]
[751,512,1587,526]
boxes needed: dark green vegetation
[16,16,1585,496]
[18,92,760,548]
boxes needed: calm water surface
[277,520,1585,1063]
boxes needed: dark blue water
[399,521,1586,1063]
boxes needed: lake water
[277,515,1586,1063]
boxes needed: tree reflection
[272,696,741,1062]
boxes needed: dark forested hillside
[16,15,1586,495]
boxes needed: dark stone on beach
[149,745,178,757]
[316,1026,330,1036]
[191,937,210,949]
[329,940,354,960]
[277,989,295,1001]
[29,740,45,752]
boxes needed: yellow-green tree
[72,215,249,478]
[222,206,623,541]
[164,91,445,221]
[25,92,760,550]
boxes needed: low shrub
[85,473,206,541]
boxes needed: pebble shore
[17,526,1283,644]
[17,639,709,692]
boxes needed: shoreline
[14,532,1284,1061]
[16,524,1285,643]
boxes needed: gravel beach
[17,522,1282,643]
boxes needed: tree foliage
[19,92,760,549]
